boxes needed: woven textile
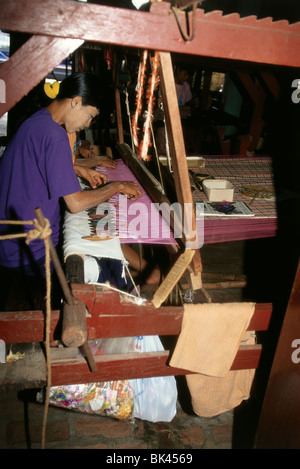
[67,132,77,163]
[170,302,255,377]
[193,156,278,243]
[193,156,276,218]
[97,159,177,245]
[170,302,256,417]
[63,209,125,261]
[186,365,255,417]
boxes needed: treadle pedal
[152,249,195,309]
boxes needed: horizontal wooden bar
[0,310,61,344]
[49,345,262,386]
[0,0,299,68]
[0,35,83,117]
[71,284,272,337]
[0,285,272,343]
[0,342,262,390]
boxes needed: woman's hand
[74,165,107,189]
[119,181,143,200]
[64,180,143,214]
[96,157,117,169]
[73,156,117,169]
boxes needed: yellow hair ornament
[44,81,60,99]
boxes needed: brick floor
[0,389,236,449]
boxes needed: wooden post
[0,35,83,118]
[236,71,266,152]
[255,259,300,448]
[112,51,124,145]
[158,51,202,278]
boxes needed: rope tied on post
[0,217,52,243]
[25,218,52,244]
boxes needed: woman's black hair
[10,72,104,137]
[56,72,103,110]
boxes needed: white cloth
[84,255,100,283]
[170,302,255,377]
[63,209,125,261]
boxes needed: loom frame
[0,284,272,386]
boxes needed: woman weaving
[0,72,142,285]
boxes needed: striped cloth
[170,302,255,377]
[193,156,276,219]
[170,302,256,417]
[192,156,278,243]
[186,364,255,417]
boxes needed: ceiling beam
[0,35,83,117]
[0,0,300,68]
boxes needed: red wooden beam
[0,0,299,69]
[0,310,60,344]
[0,343,262,389]
[49,346,262,386]
[0,35,82,117]
[0,285,270,387]
[0,284,272,343]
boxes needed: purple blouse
[0,108,81,267]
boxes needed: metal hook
[171,2,197,41]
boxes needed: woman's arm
[73,165,107,189]
[63,181,143,213]
[74,156,117,169]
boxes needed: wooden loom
[0,0,300,448]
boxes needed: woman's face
[65,96,99,133]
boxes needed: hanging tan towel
[170,303,256,417]
[169,302,255,377]
[186,365,255,418]
[186,331,256,417]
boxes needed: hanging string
[124,87,136,157]
[41,226,51,450]
[137,51,160,161]
[124,262,141,299]
[124,57,166,196]
[131,50,148,149]
[0,217,52,449]
[150,121,165,194]
[163,114,172,174]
